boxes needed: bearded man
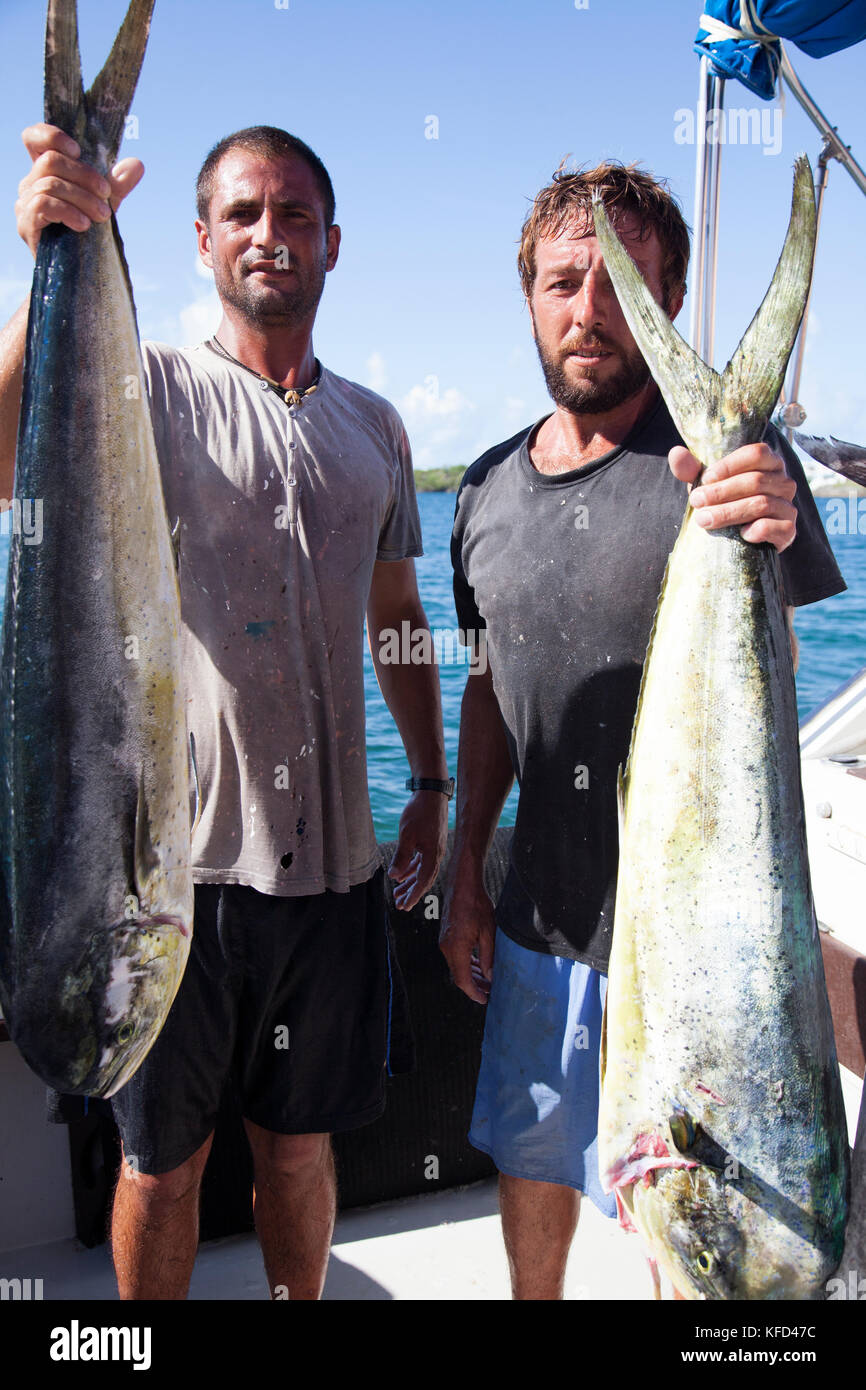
[441,161,844,1300]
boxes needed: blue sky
[1,0,864,468]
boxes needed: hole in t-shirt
[280,852,294,870]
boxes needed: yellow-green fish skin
[593,159,849,1299]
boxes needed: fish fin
[669,1110,729,1172]
[84,0,154,168]
[170,517,181,575]
[44,0,85,139]
[668,1109,697,1155]
[794,432,866,489]
[189,732,201,835]
[592,156,816,460]
[133,770,159,902]
[591,194,719,459]
[721,156,816,436]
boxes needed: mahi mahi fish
[0,0,193,1098]
[592,157,849,1299]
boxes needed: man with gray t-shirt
[4,123,450,1300]
[441,161,844,1300]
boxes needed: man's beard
[213,251,327,327]
[533,327,651,415]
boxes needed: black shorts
[110,870,391,1175]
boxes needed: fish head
[629,1163,838,1300]
[630,1166,745,1299]
[12,909,189,1099]
[89,911,190,1096]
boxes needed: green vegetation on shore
[414,466,466,493]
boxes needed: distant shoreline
[414,466,465,494]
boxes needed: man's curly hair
[518,159,690,313]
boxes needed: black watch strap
[405,776,455,800]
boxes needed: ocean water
[365,492,866,841]
[1,495,863,843]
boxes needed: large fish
[593,157,850,1299]
[0,0,192,1098]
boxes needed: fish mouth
[119,913,189,939]
[605,1131,698,1195]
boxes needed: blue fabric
[469,930,616,1217]
[695,3,866,99]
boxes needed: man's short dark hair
[195,126,336,228]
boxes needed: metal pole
[780,46,866,199]
[689,59,725,366]
[701,73,725,367]
[689,56,710,352]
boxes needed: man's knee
[117,1134,214,1206]
[244,1121,331,1179]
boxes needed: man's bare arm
[0,304,28,503]
[366,557,449,911]
[0,124,143,503]
[440,659,514,1004]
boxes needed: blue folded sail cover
[695,2,866,99]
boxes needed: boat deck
[0,1176,659,1301]
[1,1042,861,1302]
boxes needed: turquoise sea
[1,495,863,844]
[365,492,866,841]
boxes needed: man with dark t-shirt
[441,162,845,1300]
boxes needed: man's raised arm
[0,123,143,502]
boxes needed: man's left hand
[388,790,449,912]
[669,442,797,552]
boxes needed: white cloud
[177,290,221,346]
[399,379,476,470]
[0,275,32,319]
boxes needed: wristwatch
[405,776,455,800]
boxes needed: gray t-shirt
[452,394,846,971]
[142,341,422,896]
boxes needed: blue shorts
[469,929,616,1218]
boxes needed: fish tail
[44,0,85,137]
[721,156,816,434]
[794,433,866,489]
[44,0,154,170]
[591,156,816,462]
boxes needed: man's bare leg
[244,1121,336,1301]
[499,1172,580,1300]
[112,1132,214,1300]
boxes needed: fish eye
[116,1021,135,1045]
[696,1251,713,1274]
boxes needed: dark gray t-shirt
[452,395,846,971]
